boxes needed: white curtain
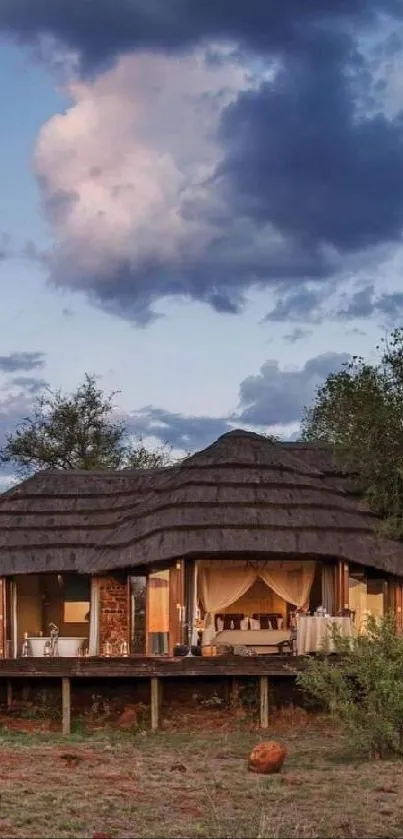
[89,577,100,656]
[258,562,316,610]
[349,577,367,632]
[199,566,257,645]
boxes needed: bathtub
[27,637,86,657]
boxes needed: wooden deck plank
[0,655,302,679]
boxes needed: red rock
[117,705,138,729]
[248,741,287,774]
[93,834,110,839]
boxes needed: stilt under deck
[0,655,306,736]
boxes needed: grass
[0,710,402,838]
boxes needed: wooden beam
[230,677,240,708]
[0,654,302,679]
[259,675,269,729]
[150,677,160,731]
[336,560,349,612]
[169,561,185,653]
[62,677,71,735]
[396,582,403,632]
[342,562,350,611]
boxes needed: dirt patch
[0,718,400,837]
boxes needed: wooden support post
[150,677,159,731]
[230,678,240,708]
[259,676,269,729]
[342,562,350,611]
[6,681,12,710]
[396,583,403,632]
[336,560,349,612]
[62,677,71,736]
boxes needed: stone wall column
[0,578,5,658]
[98,575,129,653]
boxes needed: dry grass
[0,710,401,838]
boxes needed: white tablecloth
[297,616,353,655]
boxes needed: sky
[1,1,403,483]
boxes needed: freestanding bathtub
[27,637,86,657]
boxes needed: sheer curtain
[258,562,316,609]
[199,566,257,645]
[349,577,367,631]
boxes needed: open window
[62,575,91,624]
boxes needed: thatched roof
[0,468,166,574]
[1,429,403,577]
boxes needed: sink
[27,637,86,657]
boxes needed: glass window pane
[64,601,90,623]
[148,570,170,654]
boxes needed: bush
[297,614,403,758]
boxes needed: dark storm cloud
[0,352,45,373]
[264,287,325,323]
[283,328,313,344]
[128,407,232,452]
[4,1,403,323]
[238,352,349,426]
[1,1,398,74]
[218,34,403,255]
[336,285,403,322]
[131,352,349,451]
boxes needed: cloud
[0,352,45,373]
[283,328,313,344]
[0,376,49,482]
[0,233,11,261]
[10,377,48,395]
[10,1,403,324]
[218,34,403,256]
[264,287,327,323]
[33,49,261,323]
[1,1,400,74]
[335,284,403,322]
[129,351,349,450]
[128,407,232,452]
[237,353,350,426]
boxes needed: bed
[212,628,292,654]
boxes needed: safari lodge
[0,430,401,732]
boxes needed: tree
[0,374,171,475]
[300,329,403,536]
[298,615,403,759]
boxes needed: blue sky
[0,2,403,482]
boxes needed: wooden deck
[0,655,308,735]
[0,654,303,679]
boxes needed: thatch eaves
[0,467,168,574]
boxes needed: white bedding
[210,628,291,654]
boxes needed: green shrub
[297,614,403,758]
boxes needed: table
[297,616,353,655]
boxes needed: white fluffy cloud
[34,48,255,319]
